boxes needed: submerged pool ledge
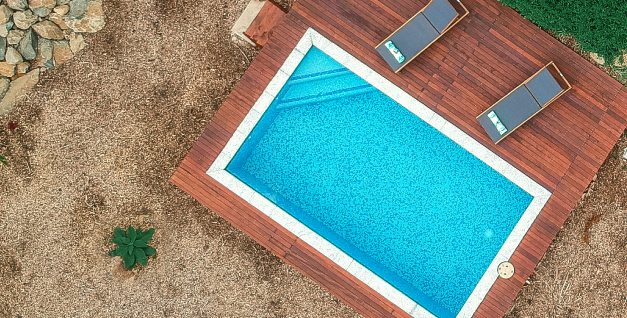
[207,28,551,318]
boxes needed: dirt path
[0,0,359,317]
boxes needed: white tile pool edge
[207,28,552,318]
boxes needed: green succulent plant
[0,156,7,166]
[109,226,156,270]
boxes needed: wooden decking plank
[561,95,605,130]
[509,252,537,274]
[594,122,622,148]
[560,91,605,126]
[518,233,550,258]
[305,0,378,47]
[376,0,424,21]
[347,0,406,38]
[535,213,565,236]
[467,0,501,21]
[571,155,598,180]
[530,115,588,155]
[541,100,599,138]
[601,109,627,134]
[479,291,509,314]
[552,184,582,210]
[581,135,611,164]
[493,139,561,188]
[566,159,596,187]
[363,0,406,22]
[532,107,591,146]
[505,130,570,173]
[487,29,544,67]
[525,226,556,249]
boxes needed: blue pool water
[226,48,533,317]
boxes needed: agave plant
[109,226,156,270]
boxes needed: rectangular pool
[208,28,551,318]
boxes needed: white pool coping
[207,28,552,318]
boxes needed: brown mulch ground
[1,0,627,317]
[0,0,359,317]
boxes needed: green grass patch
[498,0,627,61]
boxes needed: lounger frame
[375,0,470,73]
[476,61,572,144]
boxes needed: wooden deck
[244,0,286,48]
[171,0,627,317]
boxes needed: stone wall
[0,0,105,116]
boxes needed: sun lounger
[477,62,572,144]
[375,0,469,73]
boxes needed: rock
[0,37,5,61]
[29,0,56,17]
[53,4,69,15]
[0,62,16,77]
[31,6,48,17]
[52,40,72,65]
[5,47,23,64]
[590,53,605,65]
[64,0,105,33]
[614,54,627,68]
[32,20,64,39]
[40,38,52,60]
[0,5,14,24]
[16,61,29,73]
[0,77,10,100]
[65,0,89,17]
[69,32,84,53]
[29,0,56,10]
[17,28,37,60]
[0,21,14,37]
[7,0,28,11]
[43,58,54,68]
[13,10,38,29]
[0,68,40,116]
[7,29,26,45]
[32,37,53,68]
[56,0,70,5]
[48,12,67,29]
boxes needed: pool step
[276,69,375,109]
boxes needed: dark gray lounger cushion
[423,0,459,33]
[525,68,564,106]
[376,13,439,72]
[478,86,541,142]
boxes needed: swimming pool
[208,29,551,318]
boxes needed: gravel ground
[1,0,627,317]
[0,0,359,317]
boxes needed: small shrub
[0,156,7,166]
[109,226,156,270]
